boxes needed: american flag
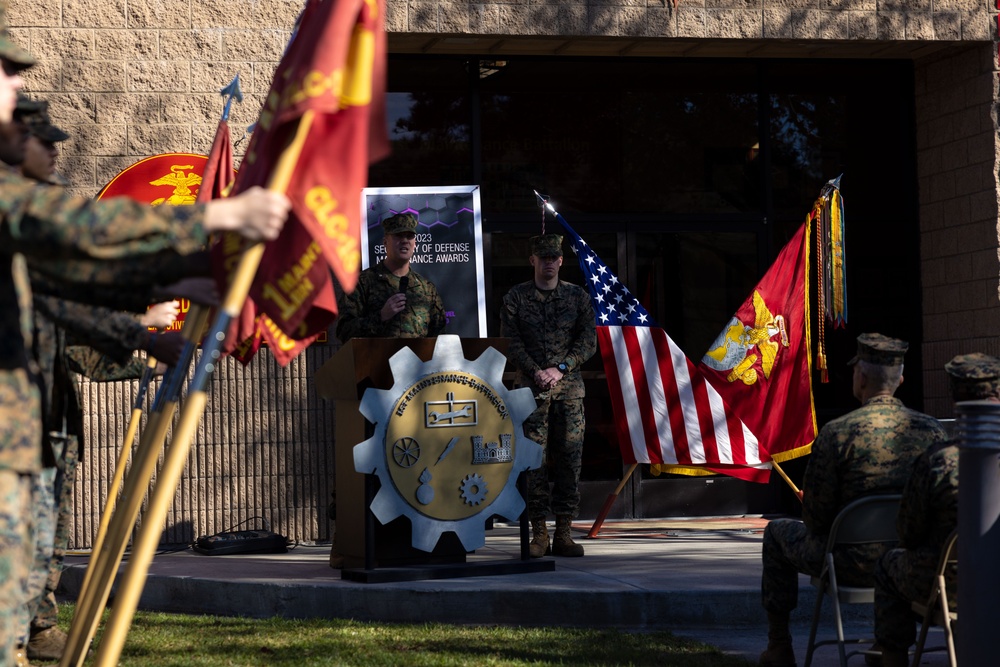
[555,215,768,471]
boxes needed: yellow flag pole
[92,111,314,667]
[78,353,156,596]
[771,460,803,503]
[61,307,211,667]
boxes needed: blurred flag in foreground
[214,0,389,366]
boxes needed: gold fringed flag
[697,222,818,465]
[661,190,834,479]
[197,121,235,204]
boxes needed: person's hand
[140,301,180,329]
[533,367,564,390]
[204,187,291,241]
[380,293,407,322]
[149,331,186,366]
[154,277,220,307]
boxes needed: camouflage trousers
[523,397,584,520]
[1,472,34,665]
[18,467,56,646]
[874,546,955,651]
[31,434,80,633]
[761,518,884,613]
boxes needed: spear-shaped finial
[534,189,556,215]
[220,74,244,122]
[820,173,843,200]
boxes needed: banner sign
[97,153,209,205]
[360,185,487,338]
[97,153,215,333]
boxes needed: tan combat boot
[758,612,796,666]
[552,515,584,557]
[13,644,33,667]
[27,626,68,661]
[529,519,550,558]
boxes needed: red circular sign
[96,153,209,205]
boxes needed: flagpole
[91,110,315,667]
[65,74,245,664]
[60,307,210,667]
[771,460,803,502]
[78,354,156,596]
[587,463,638,538]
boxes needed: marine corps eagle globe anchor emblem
[703,290,789,385]
[353,335,543,552]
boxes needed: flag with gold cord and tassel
[812,175,848,383]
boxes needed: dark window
[369,58,472,187]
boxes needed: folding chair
[804,494,903,667]
[910,528,958,667]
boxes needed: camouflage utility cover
[848,332,908,366]
[381,212,417,235]
[530,234,563,257]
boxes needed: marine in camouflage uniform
[336,213,446,341]
[0,14,288,662]
[26,308,153,662]
[759,333,948,667]
[500,234,596,558]
[871,353,994,666]
[4,101,187,661]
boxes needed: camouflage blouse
[500,280,596,400]
[336,262,446,341]
[1,169,207,474]
[802,395,948,536]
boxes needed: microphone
[399,275,409,293]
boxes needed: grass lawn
[55,604,754,666]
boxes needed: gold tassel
[813,204,829,384]
[829,190,847,327]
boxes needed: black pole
[955,400,1000,667]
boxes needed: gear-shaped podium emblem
[354,335,542,552]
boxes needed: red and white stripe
[598,325,764,467]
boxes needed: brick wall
[916,42,1000,418]
[8,0,300,198]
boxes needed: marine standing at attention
[501,233,596,559]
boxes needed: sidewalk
[60,518,951,666]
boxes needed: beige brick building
[9,0,1000,544]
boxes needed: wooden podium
[315,337,511,569]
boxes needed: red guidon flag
[697,222,817,464]
[214,0,388,366]
[198,120,236,204]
